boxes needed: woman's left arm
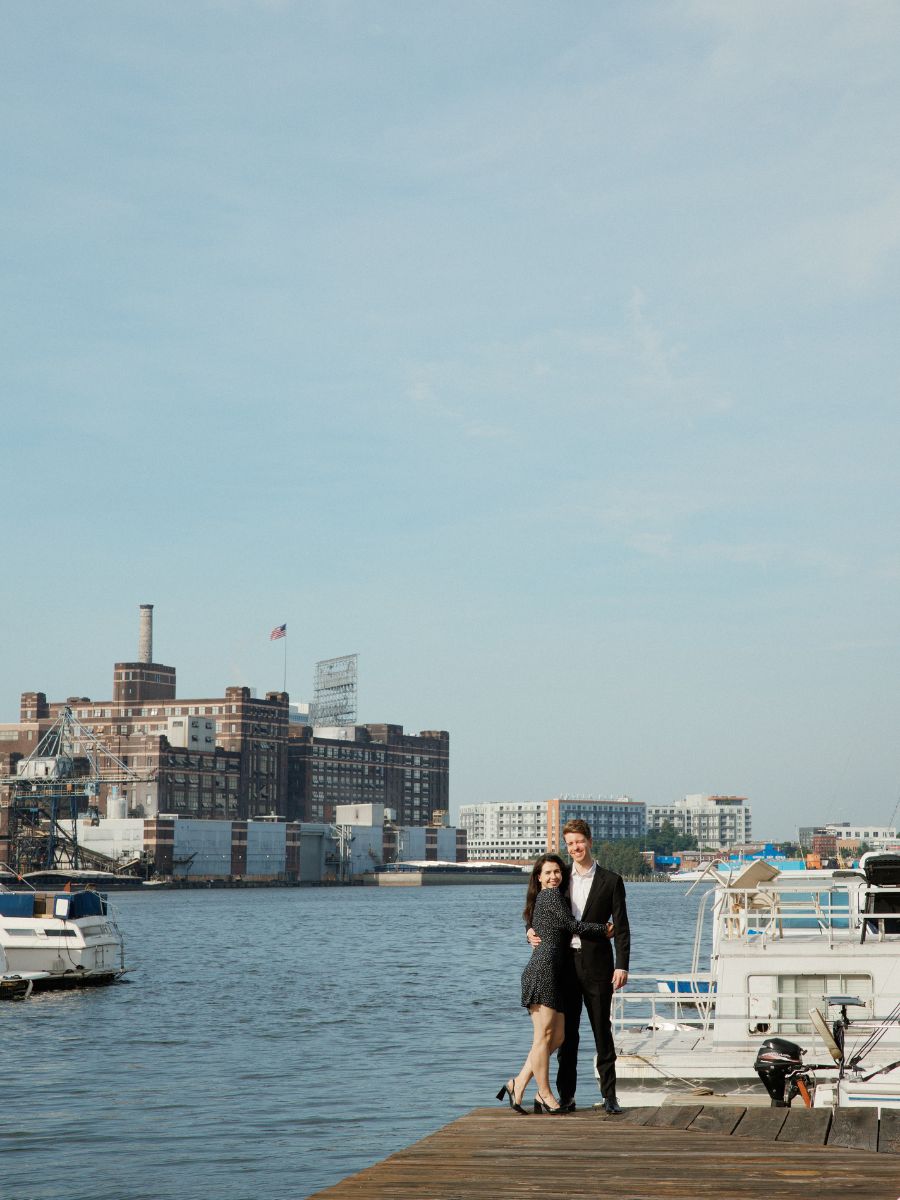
[545,886,606,940]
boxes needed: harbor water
[1,882,709,1200]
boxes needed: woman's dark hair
[522,854,570,927]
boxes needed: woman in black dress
[497,853,608,1114]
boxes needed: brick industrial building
[286,723,449,825]
[10,684,287,823]
[0,607,449,856]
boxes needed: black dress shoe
[558,1097,576,1113]
[602,1094,624,1115]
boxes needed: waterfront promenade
[309,1104,900,1200]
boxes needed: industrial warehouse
[0,606,459,886]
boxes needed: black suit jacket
[573,865,630,979]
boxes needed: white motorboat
[0,885,126,994]
[668,861,724,883]
[607,854,900,1110]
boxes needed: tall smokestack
[139,604,153,664]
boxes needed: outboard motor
[754,1037,808,1107]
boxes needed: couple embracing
[497,819,631,1115]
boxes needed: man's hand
[606,921,615,939]
[612,969,628,991]
[526,927,541,948]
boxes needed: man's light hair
[562,818,592,842]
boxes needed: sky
[3,1,900,839]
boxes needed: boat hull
[27,968,126,992]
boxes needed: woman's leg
[549,1011,565,1054]
[524,1004,560,1107]
[512,1050,533,1104]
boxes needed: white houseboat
[609,854,900,1109]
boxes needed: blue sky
[3,2,900,837]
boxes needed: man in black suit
[531,817,630,1113]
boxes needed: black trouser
[556,949,616,1101]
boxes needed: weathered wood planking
[775,1105,832,1144]
[829,1106,879,1152]
[731,1106,789,1140]
[308,1107,900,1200]
[644,1104,704,1129]
[687,1104,746,1135]
[879,1107,900,1154]
[618,1105,659,1126]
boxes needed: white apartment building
[546,795,646,852]
[825,822,897,845]
[798,823,899,850]
[647,793,751,849]
[457,801,547,862]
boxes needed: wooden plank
[731,1105,788,1140]
[688,1105,746,1135]
[828,1107,879,1152]
[878,1107,900,1154]
[618,1105,659,1125]
[643,1104,704,1129]
[776,1106,832,1144]
[677,1092,765,1107]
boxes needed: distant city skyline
[4,3,900,838]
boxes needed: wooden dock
[309,1105,900,1199]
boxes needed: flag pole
[270,624,288,694]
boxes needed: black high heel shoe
[533,1093,564,1114]
[496,1079,528,1114]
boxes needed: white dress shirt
[568,859,596,949]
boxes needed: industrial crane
[0,706,155,876]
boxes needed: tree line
[589,821,698,877]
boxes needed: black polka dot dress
[521,885,605,1012]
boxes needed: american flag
[270,623,287,641]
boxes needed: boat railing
[710,879,883,946]
[690,886,715,980]
[613,980,900,1051]
[613,974,717,1038]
